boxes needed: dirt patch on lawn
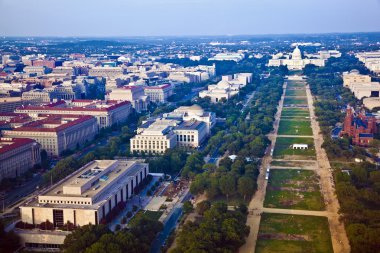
[258,233,311,241]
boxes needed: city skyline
[1,0,380,37]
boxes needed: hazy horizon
[1,0,380,37]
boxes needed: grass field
[287,82,306,88]
[264,169,325,210]
[273,137,316,159]
[256,213,333,253]
[286,89,307,96]
[284,97,308,105]
[278,120,312,136]
[129,210,163,224]
[281,108,310,120]
[282,108,309,115]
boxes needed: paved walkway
[306,84,350,253]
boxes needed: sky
[0,0,380,37]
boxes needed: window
[53,209,64,227]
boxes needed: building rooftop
[4,115,94,133]
[175,120,206,130]
[0,137,36,154]
[16,100,131,113]
[22,160,147,209]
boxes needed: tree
[63,224,110,253]
[0,219,20,253]
[172,202,249,253]
[196,200,211,215]
[238,176,255,200]
[219,175,236,201]
[183,201,194,214]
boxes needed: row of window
[40,199,91,205]
[177,134,195,142]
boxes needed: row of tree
[170,202,250,253]
[63,215,163,253]
[306,56,380,253]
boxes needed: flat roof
[175,120,206,130]
[16,100,131,113]
[0,137,36,154]
[22,160,147,209]
[3,115,95,133]
[43,160,144,198]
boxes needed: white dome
[292,46,302,60]
[217,80,231,88]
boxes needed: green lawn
[278,120,312,136]
[282,108,310,117]
[286,89,307,96]
[256,213,333,253]
[284,97,308,105]
[287,82,306,88]
[273,137,316,159]
[264,169,325,210]
[129,210,163,225]
[281,109,310,120]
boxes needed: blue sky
[0,0,380,36]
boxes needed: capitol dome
[292,46,302,60]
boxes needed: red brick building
[340,107,377,146]
[32,59,56,69]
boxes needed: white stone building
[143,84,173,103]
[108,85,149,112]
[0,138,41,181]
[2,115,98,157]
[18,160,149,250]
[268,46,328,70]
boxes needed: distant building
[348,82,380,99]
[22,89,52,105]
[2,115,98,156]
[0,97,23,113]
[209,53,245,62]
[356,51,380,73]
[340,107,377,146]
[143,84,173,103]
[0,138,41,181]
[45,84,82,100]
[17,160,149,251]
[32,59,56,69]
[268,46,328,70]
[23,66,47,76]
[199,74,250,103]
[52,67,75,76]
[343,70,372,87]
[108,85,149,112]
[88,67,124,79]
